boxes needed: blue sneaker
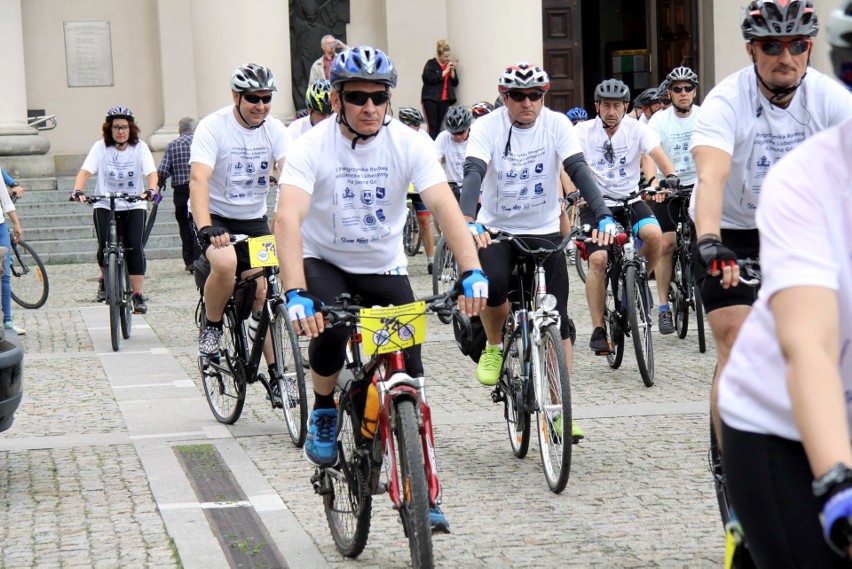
[430,504,451,534]
[305,408,338,467]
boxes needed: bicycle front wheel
[403,205,422,257]
[671,253,689,339]
[502,320,530,459]
[432,236,457,323]
[394,399,434,568]
[625,265,655,387]
[106,252,121,352]
[605,270,625,369]
[9,241,49,309]
[534,325,572,493]
[324,398,372,557]
[120,262,132,340]
[271,304,308,447]
[200,308,247,424]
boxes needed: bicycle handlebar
[489,225,590,258]
[319,291,459,328]
[72,192,149,204]
[737,258,761,287]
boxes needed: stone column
[0,0,51,177]
[149,0,199,151]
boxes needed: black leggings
[93,208,146,275]
[721,421,848,568]
[304,258,423,377]
[422,99,451,140]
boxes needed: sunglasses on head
[342,90,391,106]
[506,90,545,102]
[670,85,695,94]
[754,39,812,56]
[243,93,273,104]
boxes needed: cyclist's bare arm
[692,145,732,241]
[274,184,324,337]
[640,153,657,186]
[772,286,852,477]
[72,169,94,202]
[190,162,229,249]
[420,182,487,316]
[647,146,676,203]
[145,172,158,197]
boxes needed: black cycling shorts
[196,215,270,275]
[478,232,572,341]
[693,228,759,313]
[579,201,659,257]
[304,258,423,377]
[93,208,146,275]
[650,196,686,233]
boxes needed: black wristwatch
[813,463,852,499]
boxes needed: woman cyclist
[72,106,158,314]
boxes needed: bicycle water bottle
[361,381,380,439]
[247,310,262,344]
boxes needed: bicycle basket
[452,312,487,363]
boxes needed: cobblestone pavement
[0,254,726,568]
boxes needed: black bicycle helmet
[634,88,661,108]
[231,63,277,92]
[741,0,819,40]
[397,107,425,126]
[594,79,630,103]
[445,105,473,134]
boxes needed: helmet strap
[752,61,806,108]
[235,94,265,130]
[337,91,390,149]
[673,101,693,115]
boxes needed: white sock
[488,342,503,350]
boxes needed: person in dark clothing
[420,39,458,139]
[157,116,199,272]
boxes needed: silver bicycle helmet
[830,0,852,86]
[741,0,819,40]
[445,105,473,133]
[595,79,631,102]
[666,66,699,86]
[106,106,135,122]
[231,63,277,92]
[397,107,425,126]
[497,62,550,92]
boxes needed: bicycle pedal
[490,388,505,404]
[593,349,612,356]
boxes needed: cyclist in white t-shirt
[72,106,159,314]
[189,63,289,403]
[275,48,487,529]
[690,0,852,458]
[575,78,679,354]
[460,62,616,440]
[434,105,472,196]
[647,66,701,335]
[716,6,852,564]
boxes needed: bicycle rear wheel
[432,236,457,323]
[709,414,731,529]
[200,308,247,424]
[106,252,121,352]
[534,325,572,493]
[323,398,372,557]
[9,241,49,309]
[394,398,434,568]
[605,271,625,369]
[120,262,132,340]
[271,304,308,447]
[694,282,707,353]
[574,247,588,284]
[502,320,530,459]
[403,204,422,257]
[671,252,689,339]
[625,265,655,387]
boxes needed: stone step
[9,177,56,192]
[42,245,182,265]
[23,219,180,242]
[26,232,181,257]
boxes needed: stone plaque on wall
[64,21,114,87]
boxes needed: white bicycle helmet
[497,62,550,92]
[230,63,277,92]
[106,106,135,122]
[666,66,699,86]
[741,0,819,40]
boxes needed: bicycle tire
[120,262,132,340]
[106,252,121,352]
[502,320,530,459]
[605,270,625,369]
[200,308,247,424]
[271,304,308,447]
[534,325,572,493]
[432,237,457,324]
[574,249,588,284]
[324,397,372,557]
[625,265,655,387]
[394,398,434,568]
[709,414,732,529]
[403,205,422,257]
[695,282,707,354]
[670,282,688,340]
[9,241,49,309]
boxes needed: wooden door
[542,0,584,112]
[657,0,697,75]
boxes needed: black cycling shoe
[132,293,148,314]
[96,279,107,303]
[589,326,612,355]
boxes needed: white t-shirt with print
[719,119,852,441]
[689,66,852,230]
[434,130,467,184]
[281,118,447,274]
[80,140,157,212]
[648,105,700,186]
[575,115,660,204]
[286,115,314,144]
[190,106,289,220]
[466,107,581,235]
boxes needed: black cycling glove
[658,174,681,190]
[198,225,227,243]
[697,235,737,273]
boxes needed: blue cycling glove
[597,216,617,236]
[455,269,488,299]
[467,221,486,236]
[285,288,323,322]
[822,487,852,556]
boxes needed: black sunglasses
[670,85,695,94]
[243,93,273,104]
[506,91,545,102]
[342,90,391,106]
[754,39,812,56]
[603,139,615,164]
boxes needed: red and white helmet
[497,62,550,93]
